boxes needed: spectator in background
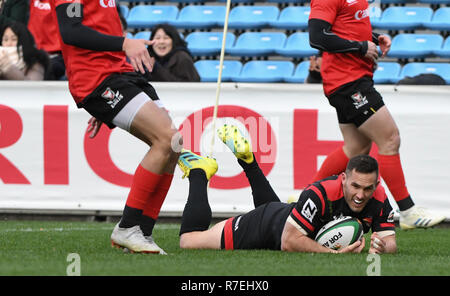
[0,0,28,27]
[145,24,200,82]
[0,21,49,80]
[305,54,322,84]
[28,0,65,80]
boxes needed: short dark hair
[345,155,379,179]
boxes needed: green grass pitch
[0,220,449,276]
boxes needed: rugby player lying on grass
[177,125,397,254]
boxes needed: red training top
[51,0,134,104]
[309,0,375,96]
[28,0,61,53]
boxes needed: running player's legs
[339,123,372,157]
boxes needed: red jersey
[51,0,134,104]
[28,0,61,53]
[309,0,375,96]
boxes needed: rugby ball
[315,216,363,250]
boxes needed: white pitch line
[0,224,180,233]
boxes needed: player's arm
[370,193,397,254]
[281,189,362,253]
[308,18,378,62]
[55,2,154,73]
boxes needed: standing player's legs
[111,94,181,253]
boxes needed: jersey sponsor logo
[351,91,368,109]
[101,87,123,109]
[33,0,51,10]
[301,198,318,223]
[234,216,242,231]
[99,0,116,8]
[346,0,358,6]
[387,210,395,223]
[355,8,370,20]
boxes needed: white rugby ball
[315,216,363,250]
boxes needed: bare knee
[179,233,199,249]
[378,130,401,155]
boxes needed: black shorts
[79,72,160,129]
[327,76,385,127]
[220,202,293,250]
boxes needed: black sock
[179,169,212,236]
[119,205,143,228]
[140,215,156,237]
[238,155,280,207]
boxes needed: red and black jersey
[309,0,374,96]
[50,0,134,104]
[289,175,395,238]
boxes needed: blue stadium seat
[232,61,294,83]
[377,7,433,31]
[173,6,226,30]
[388,34,443,59]
[127,5,179,29]
[270,6,310,30]
[120,5,129,18]
[276,32,318,58]
[133,31,151,40]
[399,63,450,84]
[267,0,309,3]
[168,0,208,4]
[425,8,450,32]
[186,32,236,57]
[369,6,382,28]
[194,60,243,82]
[126,32,134,39]
[418,0,450,4]
[433,36,450,58]
[217,0,259,3]
[221,6,280,30]
[373,62,402,84]
[227,32,286,57]
[284,61,310,83]
[380,0,416,3]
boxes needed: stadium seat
[418,0,450,4]
[373,62,402,84]
[186,32,236,57]
[232,61,294,83]
[194,60,243,82]
[425,8,450,32]
[168,0,208,4]
[377,7,433,31]
[172,6,226,30]
[381,0,416,3]
[388,34,443,59]
[120,5,129,18]
[284,61,310,83]
[134,31,151,40]
[267,0,309,3]
[276,32,318,58]
[222,6,280,30]
[227,32,286,57]
[217,0,259,4]
[127,5,179,29]
[270,6,310,30]
[369,6,382,28]
[399,63,450,84]
[433,36,450,58]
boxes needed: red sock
[311,146,349,183]
[143,173,174,220]
[125,165,163,210]
[377,153,411,203]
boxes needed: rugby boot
[111,223,162,254]
[178,149,218,180]
[399,206,446,230]
[217,124,254,164]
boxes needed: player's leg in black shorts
[238,157,281,208]
[327,76,385,127]
[220,202,292,250]
[79,72,162,130]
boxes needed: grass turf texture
[0,220,449,276]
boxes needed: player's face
[342,169,378,212]
[152,29,173,58]
[1,28,18,47]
